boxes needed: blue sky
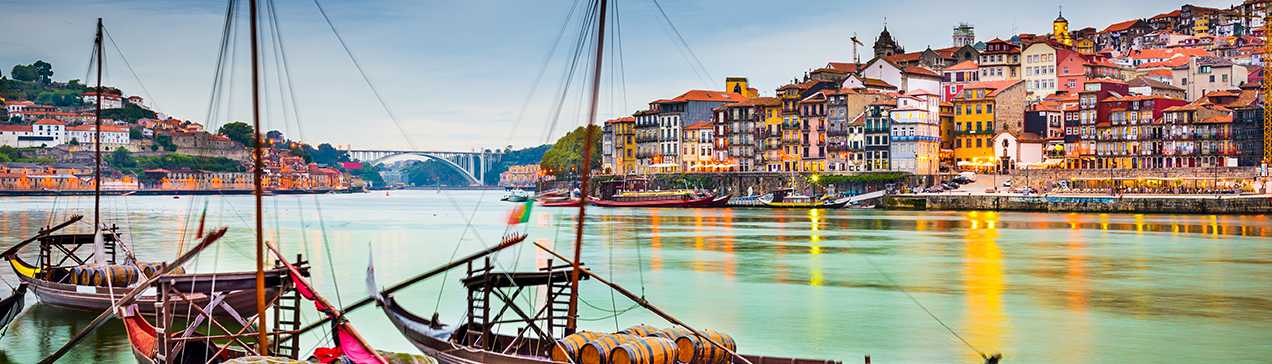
[0,0,1235,151]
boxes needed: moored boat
[591,179,724,208]
[759,189,849,209]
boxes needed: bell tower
[1053,6,1072,46]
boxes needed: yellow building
[760,100,784,172]
[605,116,637,175]
[1053,10,1072,46]
[725,77,759,98]
[951,80,1026,170]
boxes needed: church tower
[1053,7,1072,46]
[953,23,975,47]
[873,25,904,58]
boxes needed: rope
[648,0,713,86]
[860,254,989,359]
[102,27,160,112]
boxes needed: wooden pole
[248,0,269,355]
[534,241,754,364]
[566,0,607,335]
[265,241,386,363]
[93,18,103,233]
[281,233,526,340]
[0,215,82,259]
[39,228,228,364]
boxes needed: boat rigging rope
[860,254,991,360]
[102,27,160,112]
[648,0,713,87]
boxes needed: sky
[0,0,1238,152]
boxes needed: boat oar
[281,233,527,341]
[533,241,756,364]
[0,215,83,259]
[38,227,228,364]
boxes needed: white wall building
[888,91,942,175]
[66,125,131,146]
[859,57,942,95]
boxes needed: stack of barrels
[67,262,184,287]
[551,325,735,364]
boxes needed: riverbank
[884,193,1272,214]
[0,188,366,197]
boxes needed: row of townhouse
[597,4,1268,176]
[0,118,130,148]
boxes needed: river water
[1,191,1270,363]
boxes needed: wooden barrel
[579,334,636,364]
[98,265,140,286]
[620,325,665,338]
[610,337,677,364]
[673,329,735,364]
[140,263,160,278]
[76,266,96,286]
[551,331,604,363]
[655,327,692,341]
[70,266,85,285]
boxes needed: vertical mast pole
[249,0,270,355]
[566,0,607,334]
[94,18,103,233]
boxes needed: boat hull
[760,200,849,209]
[589,194,721,208]
[539,198,581,207]
[19,273,281,318]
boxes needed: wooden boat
[502,189,531,202]
[759,189,849,209]
[0,284,26,333]
[5,230,295,318]
[540,197,582,207]
[592,179,726,208]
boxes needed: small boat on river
[759,189,849,209]
[591,178,729,208]
[501,189,532,202]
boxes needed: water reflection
[962,211,1006,363]
[1,195,1271,362]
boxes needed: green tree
[351,163,385,187]
[309,143,350,166]
[129,127,144,140]
[101,103,156,121]
[217,121,254,147]
[31,61,52,84]
[404,160,468,186]
[154,134,177,152]
[540,125,601,177]
[108,147,137,170]
[10,64,35,82]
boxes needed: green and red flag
[507,200,533,225]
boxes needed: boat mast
[566,0,607,335]
[93,18,103,234]
[249,0,269,355]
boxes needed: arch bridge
[348,149,501,186]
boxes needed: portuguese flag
[507,200,533,225]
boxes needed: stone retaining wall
[884,193,1272,214]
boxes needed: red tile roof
[0,125,32,132]
[33,119,65,126]
[669,90,749,103]
[684,120,713,130]
[944,60,978,71]
[604,116,635,124]
[904,66,940,78]
[962,80,1023,97]
[1102,19,1140,34]
[826,62,862,73]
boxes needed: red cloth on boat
[337,322,387,364]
